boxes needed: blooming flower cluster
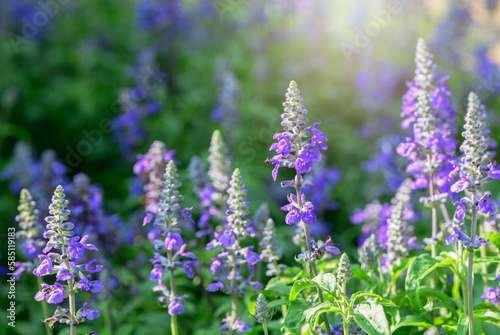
[13,189,44,279]
[206,168,261,333]
[384,179,422,269]
[33,185,103,329]
[269,80,328,181]
[350,200,392,247]
[397,38,457,192]
[144,161,197,315]
[135,141,176,229]
[446,92,498,248]
[259,218,287,276]
[68,173,124,257]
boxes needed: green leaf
[485,232,500,251]
[474,256,500,263]
[289,278,319,302]
[405,254,442,310]
[457,313,468,335]
[391,257,414,287]
[304,301,341,329]
[352,264,371,282]
[393,315,432,330]
[311,273,338,296]
[284,299,309,329]
[483,320,500,334]
[268,299,289,308]
[261,284,292,297]
[354,300,390,335]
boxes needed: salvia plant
[144,160,197,335]
[33,185,104,335]
[8,35,500,335]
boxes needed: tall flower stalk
[15,189,52,335]
[269,80,338,335]
[33,186,104,335]
[446,92,499,334]
[397,38,457,260]
[206,168,261,334]
[144,161,197,335]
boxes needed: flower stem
[262,322,270,335]
[60,230,76,335]
[342,282,349,335]
[230,267,238,327]
[467,200,478,335]
[479,222,488,292]
[167,249,179,335]
[296,172,331,335]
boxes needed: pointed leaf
[354,300,390,335]
[284,299,309,329]
[304,301,341,330]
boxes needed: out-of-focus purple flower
[397,39,457,193]
[212,59,241,131]
[112,50,166,159]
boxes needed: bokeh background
[1,0,500,334]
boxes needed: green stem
[428,168,437,291]
[230,266,238,327]
[262,322,270,335]
[36,276,53,335]
[167,250,179,335]
[104,299,113,335]
[296,172,331,335]
[479,223,488,292]
[342,282,348,335]
[467,200,478,335]
[59,228,76,335]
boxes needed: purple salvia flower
[146,161,197,316]
[212,59,241,131]
[481,273,500,304]
[447,92,496,248]
[206,169,262,330]
[260,218,287,277]
[350,200,392,248]
[68,173,125,257]
[14,189,44,278]
[397,38,457,193]
[384,179,421,269]
[269,80,328,180]
[1,141,36,193]
[111,50,166,158]
[188,156,214,238]
[34,185,103,331]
